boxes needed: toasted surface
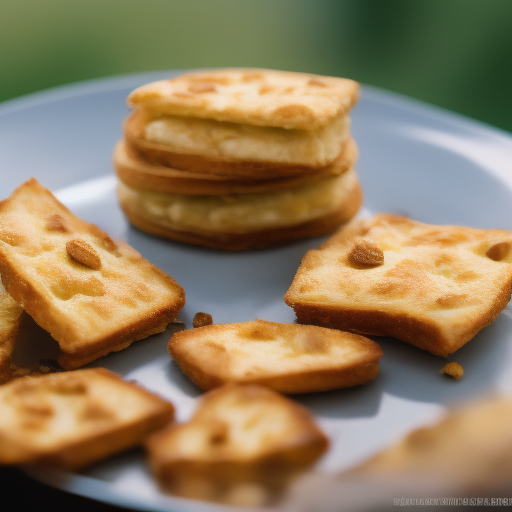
[0,281,24,384]
[146,383,328,505]
[124,108,351,173]
[127,68,360,130]
[168,320,383,393]
[114,137,357,195]
[0,367,174,470]
[117,172,362,251]
[0,179,185,369]
[353,395,512,492]
[285,214,512,356]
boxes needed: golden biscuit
[127,68,359,130]
[116,169,362,251]
[114,136,358,195]
[0,179,186,369]
[123,107,352,177]
[145,383,328,506]
[168,320,383,393]
[0,368,174,470]
[285,214,512,356]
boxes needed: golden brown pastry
[0,178,186,369]
[168,319,383,393]
[0,367,174,471]
[285,214,512,355]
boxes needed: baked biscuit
[125,68,359,177]
[116,168,362,251]
[168,319,383,393]
[113,136,358,195]
[0,281,24,384]
[0,179,186,369]
[285,214,512,356]
[0,367,174,470]
[145,383,328,506]
[123,106,352,177]
[127,68,359,130]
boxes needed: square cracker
[285,214,512,356]
[0,179,185,369]
[0,367,174,470]
[127,68,360,130]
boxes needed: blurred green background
[1,0,511,133]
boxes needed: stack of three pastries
[114,69,363,250]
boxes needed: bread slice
[0,179,185,369]
[168,319,383,393]
[116,169,362,251]
[127,68,360,130]
[285,214,512,356]
[0,281,24,384]
[114,136,358,195]
[146,383,328,506]
[0,367,174,471]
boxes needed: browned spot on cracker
[258,85,275,95]
[272,104,314,120]
[66,239,101,270]
[46,214,69,232]
[307,79,328,87]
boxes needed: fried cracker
[0,367,174,470]
[127,68,359,130]
[168,320,382,393]
[285,214,512,356]
[0,179,185,369]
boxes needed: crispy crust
[116,179,363,251]
[114,137,357,195]
[0,368,175,470]
[167,320,383,394]
[0,179,186,370]
[285,214,512,356]
[124,109,350,178]
[127,68,359,130]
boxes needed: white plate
[2,71,512,511]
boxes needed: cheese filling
[143,113,350,167]
[118,169,358,233]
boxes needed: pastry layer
[124,109,351,176]
[113,137,358,195]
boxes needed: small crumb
[439,361,463,380]
[193,312,213,328]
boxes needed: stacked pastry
[114,68,363,251]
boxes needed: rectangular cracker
[0,179,185,369]
[168,319,383,393]
[127,68,360,130]
[0,367,174,470]
[285,214,512,356]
